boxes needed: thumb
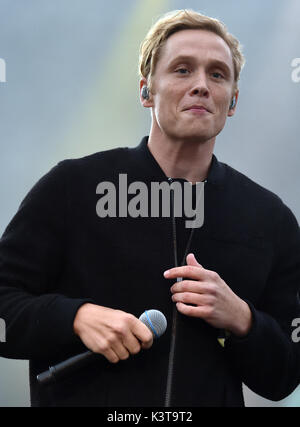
[186,253,203,268]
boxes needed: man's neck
[147,132,215,184]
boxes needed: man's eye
[212,72,224,79]
[175,68,189,74]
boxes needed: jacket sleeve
[224,201,300,401]
[0,161,93,361]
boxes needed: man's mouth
[185,105,211,114]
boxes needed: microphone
[37,309,167,385]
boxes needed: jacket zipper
[164,178,207,406]
[164,178,178,407]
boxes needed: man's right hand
[73,303,153,364]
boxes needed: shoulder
[38,147,131,188]
[57,146,129,173]
[221,161,299,230]
[224,162,283,207]
[20,147,129,208]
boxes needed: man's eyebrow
[209,59,232,76]
[167,55,232,76]
[167,55,196,68]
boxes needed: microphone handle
[37,350,96,385]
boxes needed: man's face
[143,29,237,143]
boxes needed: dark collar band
[130,136,226,186]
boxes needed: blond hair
[139,9,245,92]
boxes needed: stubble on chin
[165,122,218,145]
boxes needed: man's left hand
[164,253,252,337]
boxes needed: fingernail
[164,270,170,277]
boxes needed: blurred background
[0,0,299,407]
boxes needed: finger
[164,265,205,281]
[80,331,121,363]
[122,333,142,355]
[186,253,203,268]
[111,339,130,361]
[141,339,153,350]
[171,280,210,294]
[131,318,153,349]
[101,347,120,364]
[175,302,212,318]
[172,291,212,306]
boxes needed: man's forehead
[160,29,234,69]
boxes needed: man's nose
[189,72,209,97]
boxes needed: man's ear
[139,78,154,108]
[228,90,239,117]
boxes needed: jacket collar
[130,136,226,187]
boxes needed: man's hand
[164,253,252,337]
[73,304,153,363]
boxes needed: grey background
[0,0,299,406]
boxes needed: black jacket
[0,137,299,406]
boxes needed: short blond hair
[139,9,245,92]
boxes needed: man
[0,9,299,407]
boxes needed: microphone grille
[139,309,167,339]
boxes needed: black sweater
[0,137,299,406]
